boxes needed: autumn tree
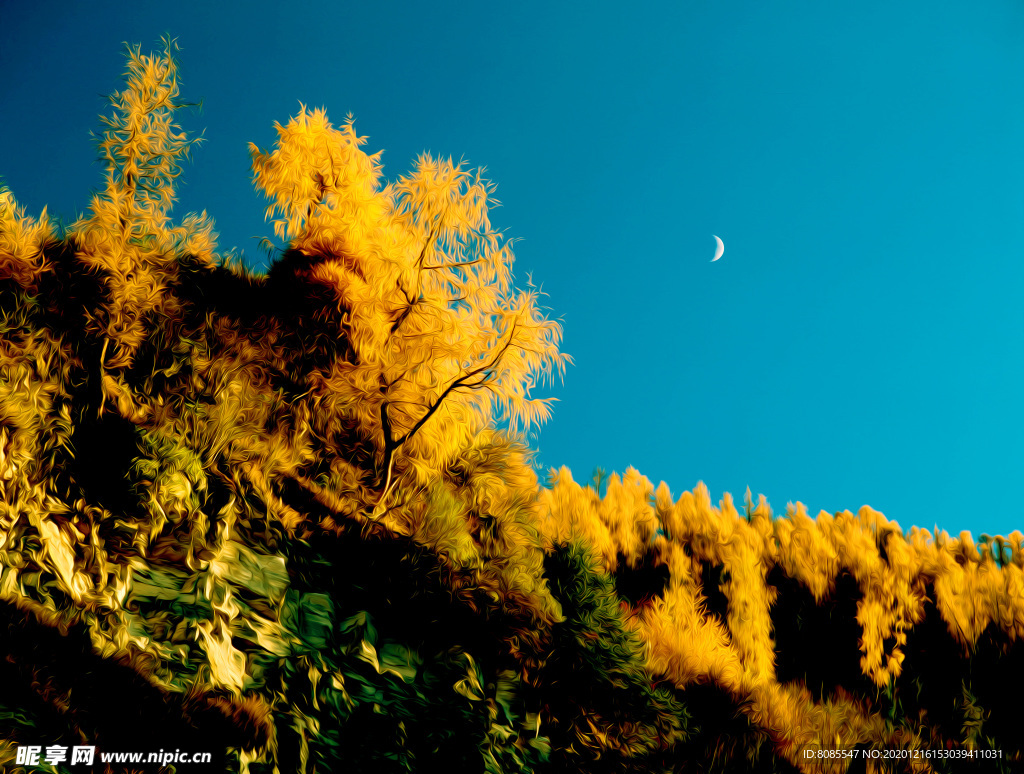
[248,106,568,516]
[0,37,583,774]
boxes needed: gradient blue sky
[3,1,1023,537]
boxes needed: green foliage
[538,541,690,772]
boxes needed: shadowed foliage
[770,568,872,703]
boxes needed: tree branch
[393,318,519,449]
[421,257,485,271]
[390,225,438,334]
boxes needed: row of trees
[1,39,1022,773]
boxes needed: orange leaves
[774,504,838,601]
[641,548,740,688]
[249,108,568,509]
[536,467,659,573]
[69,38,213,374]
[599,469,660,569]
[244,100,570,630]
[0,187,52,290]
[543,470,1024,769]
[927,530,1024,648]
[86,36,203,245]
[537,467,616,567]
[250,108,383,247]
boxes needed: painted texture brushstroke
[1,40,1022,774]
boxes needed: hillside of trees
[1,40,1022,773]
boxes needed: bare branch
[393,318,519,449]
[415,223,439,271]
[390,224,438,334]
[421,257,485,270]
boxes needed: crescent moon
[711,235,724,262]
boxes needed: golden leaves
[543,471,1024,770]
[93,35,201,224]
[249,106,568,512]
[0,36,576,770]
[69,37,214,374]
[250,107,381,245]
[20,35,1023,772]
[0,186,52,289]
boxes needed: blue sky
[3,1,1023,537]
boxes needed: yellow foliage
[1,39,574,729]
[6,38,1024,772]
[537,467,660,573]
[543,474,1024,771]
[246,106,570,521]
[0,188,52,289]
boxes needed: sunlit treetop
[247,102,570,511]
